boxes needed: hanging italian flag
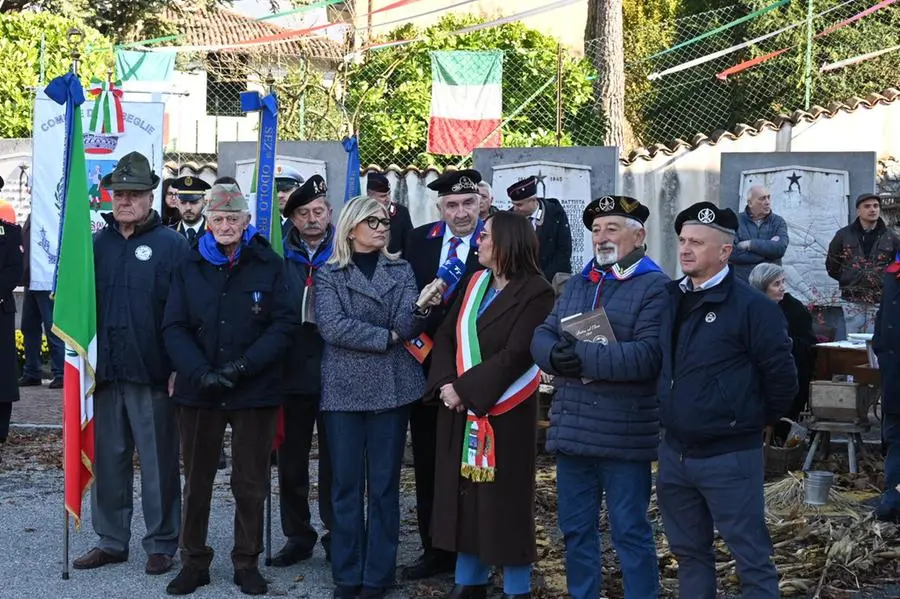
[50,76,97,527]
[427,50,503,156]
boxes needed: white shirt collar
[442,225,475,247]
[679,265,730,293]
[184,217,204,233]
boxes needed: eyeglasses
[478,231,491,240]
[363,216,391,230]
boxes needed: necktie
[448,236,462,261]
[187,228,196,243]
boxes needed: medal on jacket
[251,291,262,314]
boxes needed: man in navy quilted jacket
[656,201,796,599]
[531,195,669,599]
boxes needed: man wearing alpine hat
[507,175,572,282]
[531,195,668,599]
[655,201,797,599]
[73,151,189,576]
[171,176,211,246]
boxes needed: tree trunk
[585,0,627,149]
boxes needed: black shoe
[502,595,530,599]
[334,585,361,599]
[166,566,211,595]
[18,376,41,387]
[360,587,388,599]
[234,567,268,595]
[270,540,314,567]
[874,503,900,524]
[48,377,64,389]
[402,552,455,580]
[446,584,487,599]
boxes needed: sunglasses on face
[363,216,391,230]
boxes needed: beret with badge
[507,176,538,202]
[582,195,650,230]
[674,201,738,236]
[367,172,390,194]
[427,169,482,197]
[100,151,160,191]
[283,174,328,217]
[207,183,248,212]
[172,175,211,203]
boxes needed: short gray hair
[748,263,784,292]
[477,181,492,196]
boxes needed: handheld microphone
[437,257,466,288]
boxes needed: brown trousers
[177,405,278,570]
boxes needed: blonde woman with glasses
[315,195,444,599]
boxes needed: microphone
[437,257,466,288]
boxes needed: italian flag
[52,88,97,527]
[427,50,503,156]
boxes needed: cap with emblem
[366,172,390,194]
[856,192,881,207]
[427,169,482,197]
[275,164,305,193]
[675,201,738,236]
[283,174,328,217]
[507,176,538,203]
[100,151,160,191]
[207,183,248,212]
[582,195,649,230]
[172,175,211,203]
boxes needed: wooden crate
[809,381,878,423]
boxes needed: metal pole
[556,43,563,147]
[804,0,814,110]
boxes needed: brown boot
[72,548,127,569]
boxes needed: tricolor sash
[456,270,541,482]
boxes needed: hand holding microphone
[416,279,446,309]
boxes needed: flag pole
[61,26,83,582]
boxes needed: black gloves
[218,357,250,384]
[550,334,582,377]
[199,371,235,392]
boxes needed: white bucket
[804,471,835,506]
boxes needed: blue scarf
[284,226,335,286]
[580,253,664,309]
[199,225,258,266]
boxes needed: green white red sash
[456,270,541,482]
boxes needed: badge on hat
[100,151,161,191]
[173,175,211,202]
[427,169,482,197]
[674,201,738,236]
[283,174,328,217]
[582,195,650,230]
[507,176,538,202]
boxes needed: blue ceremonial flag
[342,134,361,203]
[240,90,279,250]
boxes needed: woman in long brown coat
[426,211,555,599]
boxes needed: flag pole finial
[66,28,83,75]
[265,70,275,92]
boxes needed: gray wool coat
[315,253,427,412]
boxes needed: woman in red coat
[426,211,555,599]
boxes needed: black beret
[427,169,482,197]
[856,192,881,207]
[172,175,211,202]
[283,174,327,217]
[366,172,390,194]
[674,201,738,236]
[507,176,537,202]
[582,195,649,229]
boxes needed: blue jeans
[456,552,531,594]
[656,441,777,599]
[882,413,900,510]
[21,290,64,379]
[556,455,659,599]
[323,406,411,589]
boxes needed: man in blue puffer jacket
[532,195,669,599]
[656,201,797,599]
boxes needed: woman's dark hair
[484,211,541,278]
[162,177,176,195]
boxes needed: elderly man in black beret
[532,195,669,599]
[270,174,336,567]
[367,172,413,256]
[507,175,572,282]
[655,201,797,599]
[172,176,211,245]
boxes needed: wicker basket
[764,443,805,476]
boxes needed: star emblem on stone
[598,196,615,212]
[698,208,716,224]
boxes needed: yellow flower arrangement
[14,330,50,369]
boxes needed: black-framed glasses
[364,216,391,230]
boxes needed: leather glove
[218,357,250,384]
[199,371,236,392]
[550,342,582,377]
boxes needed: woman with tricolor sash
[425,211,555,599]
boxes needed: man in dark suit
[172,176,211,246]
[402,169,486,580]
[507,176,572,281]
[367,172,412,256]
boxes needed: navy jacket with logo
[163,234,298,410]
[94,211,189,390]
[657,268,797,457]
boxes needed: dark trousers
[882,413,900,510]
[0,402,11,441]
[277,394,333,551]
[324,406,410,588]
[178,405,278,570]
[21,290,64,380]
[409,400,451,558]
[656,440,777,599]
